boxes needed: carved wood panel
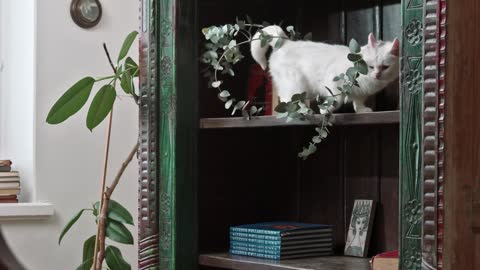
[138,0,160,269]
[399,0,424,269]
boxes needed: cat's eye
[382,65,390,69]
[369,66,374,69]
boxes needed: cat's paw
[356,107,373,113]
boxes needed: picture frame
[344,199,376,257]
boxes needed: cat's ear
[390,38,400,56]
[368,33,377,48]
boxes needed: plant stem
[95,142,139,270]
[93,43,117,270]
[93,109,113,270]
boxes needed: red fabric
[246,64,273,115]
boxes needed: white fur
[251,26,400,112]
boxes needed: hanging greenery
[201,18,368,159]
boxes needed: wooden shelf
[199,253,370,270]
[200,111,399,129]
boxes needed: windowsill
[0,202,54,221]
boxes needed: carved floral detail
[160,18,172,47]
[403,248,422,270]
[406,69,422,94]
[405,199,422,226]
[406,19,423,46]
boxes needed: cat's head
[361,34,400,83]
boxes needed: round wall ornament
[70,0,102,29]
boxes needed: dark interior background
[197,0,401,264]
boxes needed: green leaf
[355,60,369,75]
[274,102,288,113]
[349,39,361,53]
[76,235,96,270]
[250,106,258,115]
[291,92,307,102]
[346,67,358,82]
[86,85,116,131]
[58,209,87,244]
[117,31,138,62]
[219,90,230,98]
[347,53,362,62]
[94,200,134,225]
[120,70,133,94]
[274,38,284,49]
[106,220,134,245]
[76,259,93,270]
[105,246,131,270]
[225,99,233,109]
[125,57,138,69]
[287,102,300,113]
[333,76,340,82]
[46,77,95,124]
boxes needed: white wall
[0,0,140,269]
[0,0,36,203]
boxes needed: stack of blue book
[229,222,335,260]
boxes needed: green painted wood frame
[138,0,197,269]
[138,0,447,269]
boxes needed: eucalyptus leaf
[312,136,322,144]
[219,90,230,98]
[225,99,233,109]
[46,77,95,125]
[105,246,131,270]
[106,220,134,245]
[347,53,362,62]
[58,209,88,244]
[94,200,134,225]
[274,38,284,49]
[250,106,258,115]
[86,84,116,131]
[287,102,300,113]
[346,67,358,82]
[117,31,138,62]
[291,92,307,102]
[212,81,222,88]
[349,39,361,53]
[333,76,340,82]
[274,102,288,113]
[355,60,368,75]
[276,112,288,119]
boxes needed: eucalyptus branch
[201,19,366,159]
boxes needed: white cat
[251,26,400,112]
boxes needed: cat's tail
[251,25,288,70]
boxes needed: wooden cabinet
[137,0,477,270]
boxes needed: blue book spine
[230,240,281,251]
[230,227,280,236]
[230,236,281,245]
[230,244,281,255]
[230,231,281,241]
[230,248,280,260]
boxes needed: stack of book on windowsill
[229,222,335,260]
[0,160,20,203]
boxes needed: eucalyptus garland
[201,18,368,159]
